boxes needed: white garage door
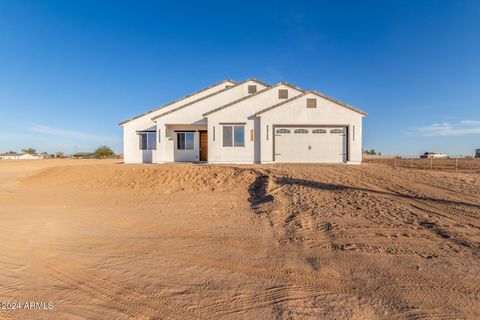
[274,126,347,163]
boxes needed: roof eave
[118,79,237,126]
[151,78,271,121]
[203,82,305,117]
[255,91,367,116]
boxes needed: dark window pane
[140,133,148,150]
[148,132,156,150]
[223,126,232,147]
[177,133,185,149]
[185,133,194,150]
[234,126,244,147]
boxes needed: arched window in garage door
[312,129,327,134]
[276,128,291,134]
[294,129,308,134]
[330,129,344,134]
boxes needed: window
[294,129,308,134]
[307,98,317,108]
[330,129,344,134]
[276,128,291,134]
[139,132,156,150]
[223,126,232,146]
[353,125,355,141]
[248,85,257,94]
[312,129,327,134]
[278,89,288,99]
[177,132,194,150]
[266,125,269,140]
[223,125,245,147]
[234,126,245,147]
[213,126,215,141]
[158,129,161,142]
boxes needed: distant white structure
[420,152,448,159]
[0,153,41,160]
[475,148,480,158]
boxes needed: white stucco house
[119,78,367,164]
[0,153,41,160]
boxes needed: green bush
[94,146,115,159]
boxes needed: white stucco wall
[155,80,268,162]
[121,80,235,163]
[161,124,207,162]
[258,93,365,163]
[206,84,303,163]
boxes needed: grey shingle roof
[255,91,367,116]
[150,78,270,121]
[118,79,236,125]
[202,82,304,117]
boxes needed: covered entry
[274,126,347,163]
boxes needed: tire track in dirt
[336,166,480,255]
[198,284,327,317]
[245,165,480,319]
[48,257,206,320]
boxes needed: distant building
[476,148,480,158]
[420,152,448,159]
[71,152,94,159]
[0,153,41,160]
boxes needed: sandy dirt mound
[0,160,479,319]
[21,164,259,192]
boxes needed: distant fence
[363,156,480,173]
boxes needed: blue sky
[1,0,479,156]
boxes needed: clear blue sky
[1,0,479,156]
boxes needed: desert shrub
[94,146,115,159]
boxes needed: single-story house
[71,152,94,159]
[0,153,41,160]
[119,78,367,164]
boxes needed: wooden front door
[199,131,208,161]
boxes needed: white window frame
[139,132,156,150]
[177,132,194,150]
[222,125,245,147]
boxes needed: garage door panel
[274,126,346,163]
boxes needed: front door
[199,131,208,161]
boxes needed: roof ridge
[308,90,367,115]
[151,78,271,121]
[203,82,305,117]
[118,79,236,125]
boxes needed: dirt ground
[0,159,479,319]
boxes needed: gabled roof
[151,78,270,121]
[255,91,367,116]
[202,82,304,117]
[118,79,236,125]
